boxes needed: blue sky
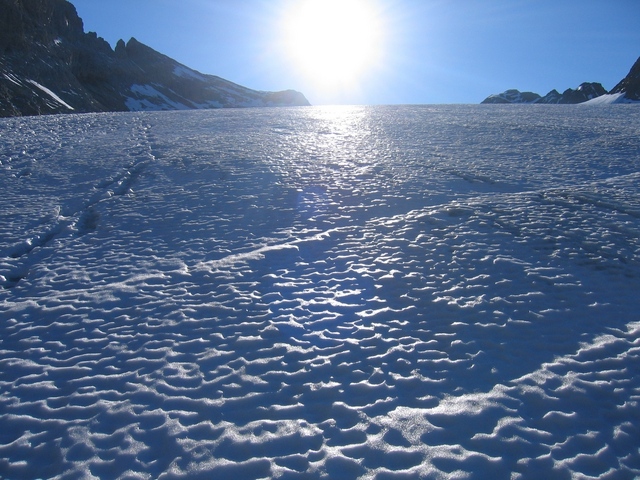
[72,0,640,105]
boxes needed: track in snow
[1,105,639,479]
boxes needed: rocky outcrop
[481,89,541,104]
[537,89,562,104]
[0,0,309,117]
[609,56,640,101]
[482,82,607,105]
[547,82,607,104]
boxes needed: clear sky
[72,0,640,105]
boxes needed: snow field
[1,105,639,479]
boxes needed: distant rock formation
[481,89,542,104]
[482,56,640,105]
[0,0,309,117]
[608,56,640,101]
[555,83,608,104]
[482,82,607,104]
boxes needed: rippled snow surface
[1,105,640,479]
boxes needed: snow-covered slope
[1,105,640,479]
[583,92,639,105]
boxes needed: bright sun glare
[283,0,383,90]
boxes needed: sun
[282,0,383,91]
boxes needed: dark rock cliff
[0,0,309,117]
[609,56,640,101]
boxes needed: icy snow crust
[1,105,640,479]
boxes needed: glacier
[1,105,639,479]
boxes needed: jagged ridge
[0,0,309,117]
[482,82,607,104]
[481,56,640,105]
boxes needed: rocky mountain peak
[558,82,607,104]
[481,58,639,105]
[0,0,309,117]
[482,82,608,105]
[610,56,640,101]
